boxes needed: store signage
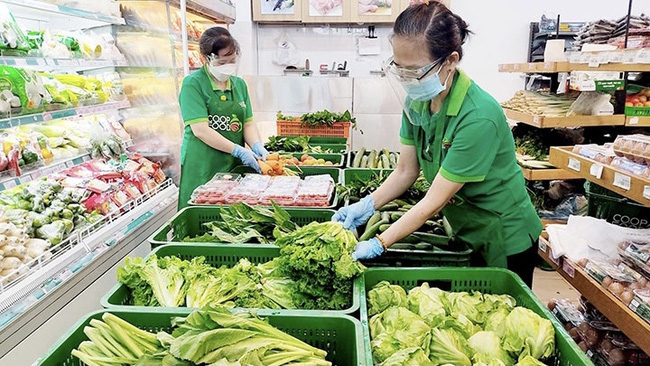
[568,158,581,172]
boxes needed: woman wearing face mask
[332,1,542,287]
[177,27,268,209]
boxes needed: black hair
[393,1,471,61]
[199,27,240,57]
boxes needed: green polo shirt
[400,70,542,256]
[179,66,253,125]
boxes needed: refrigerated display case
[0,0,235,363]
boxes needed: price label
[20,175,32,184]
[513,63,520,70]
[36,58,46,66]
[613,172,631,191]
[629,117,639,125]
[590,164,603,179]
[562,261,575,278]
[82,155,91,162]
[14,58,27,67]
[528,63,536,71]
[3,179,17,189]
[587,350,594,358]
[544,62,552,70]
[549,248,561,265]
[65,160,74,168]
[644,186,650,200]
[568,158,581,172]
[532,115,541,125]
[46,58,56,66]
[538,239,547,253]
[31,171,43,180]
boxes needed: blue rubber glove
[352,237,384,261]
[232,145,261,173]
[332,195,376,230]
[252,141,269,161]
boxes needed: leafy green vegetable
[168,306,330,365]
[428,328,472,366]
[300,109,356,129]
[141,255,189,307]
[515,132,548,161]
[468,331,514,366]
[265,135,311,153]
[367,280,408,317]
[438,314,481,339]
[378,347,434,366]
[275,221,364,310]
[445,291,486,325]
[369,307,432,364]
[183,202,297,244]
[483,307,510,337]
[502,307,555,362]
[407,283,447,326]
[117,257,159,307]
[336,170,430,204]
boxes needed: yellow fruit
[317,159,325,164]
[325,161,333,166]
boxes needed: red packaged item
[84,192,118,215]
[65,165,95,178]
[124,170,150,193]
[6,146,20,176]
[111,189,132,207]
[122,160,142,173]
[123,182,142,199]
[138,159,159,176]
[152,167,166,184]
[86,179,112,193]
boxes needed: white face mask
[208,62,238,82]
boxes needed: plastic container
[585,182,650,229]
[362,242,473,268]
[314,143,348,154]
[625,106,650,117]
[359,267,593,366]
[101,244,361,315]
[277,120,351,138]
[149,206,335,247]
[289,153,345,168]
[37,309,367,366]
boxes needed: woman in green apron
[332,2,542,286]
[177,27,268,209]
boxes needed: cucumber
[414,233,450,246]
[366,212,381,228]
[379,203,399,211]
[360,155,369,168]
[415,243,434,250]
[381,212,391,221]
[391,243,416,250]
[424,220,442,227]
[390,212,405,221]
[398,207,410,212]
[352,148,365,168]
[381,155,390,170]
[400,235,420,244]
[360,219,388,241]
[367,150,377,168]
[393,199,409,207]
[379,224,391,232]
[349,196,360,203]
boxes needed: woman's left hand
[252,141,269,161]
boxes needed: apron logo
[442,137,452,150]
[208,115,232,131]
[229,114,241,132]
[239,101,246,109]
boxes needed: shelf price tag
[567,158,581,172]
[3,179,17,189]
[538,239,547,253]
[613,172,631,191]
[562,261,575,278]
[629,117,639,125]
[549,248,561,266]
[590,164,604,179]
[65,160,74,168]
[20,175,32,184]
[644,186,650,201]
[629,298,640,312]
[14,59,27,67]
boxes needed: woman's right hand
[231,145,261,173]
[332,195,376,230]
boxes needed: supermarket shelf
[504,108,626,128]
[0,154,91,192]
[520,166,580,181]
[499,62,650,73]
[178,0,236,23]
[0,184,177,357]
[625,116,650,127]
[549,147,650,206]
[0,57,127,70]
[2,0,125,25]
[0,100,131,129]
[538,237,650,355]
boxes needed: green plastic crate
[37,309,367,366]
[101,244,361,315]
[149,206,335,248]
[359,268,593,366]
[314,143,347,154]
[347,150,399,169]
[585,182,650,229]
[288,152,345,168]
[309,137,348,144]
[343,168,394,187]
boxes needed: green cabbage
[445,291,485,325]
[481,293,517,313]
[367,281,408,316]
[407,282,447,326]
[378,347,434,366]
[369,306,431,361]
[503,307,555,362]
[438,314,481,338]
[428,328,472,366]
[483,307,510,337]
[516,355,547,365]
[468,331,514,366]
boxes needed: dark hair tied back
[393,1,471,61]
[199,27,240,57]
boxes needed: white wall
[234,0,650,102]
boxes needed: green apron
[178,87,245,209]
[413,72,507,267]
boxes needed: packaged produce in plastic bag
[0,4,32,55]
[567,91,614,116]
[0,66,51,114]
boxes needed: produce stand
[149,206,335,247]
[288,153,345,168]
[538,237,650,355]
[101,243,361,314]
[504,108,626,128]
[359,267,592,366]
[38,309,367,366]
[520,166,581,181]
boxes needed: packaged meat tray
[258,176,300,205]
[191,174,240,204]
[295,175,335,207]
[612,134,650,166]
